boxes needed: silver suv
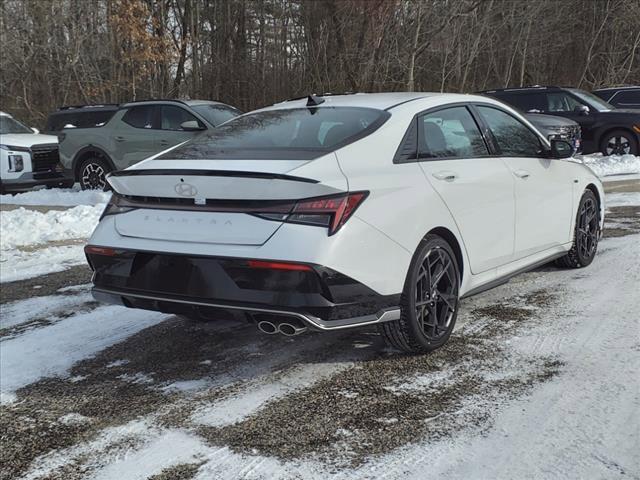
[58,99,241,189]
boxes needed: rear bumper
[87,248,400,331]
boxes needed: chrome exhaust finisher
[278,322,307,336]
[257,320,278,335]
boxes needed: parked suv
[59,99,241,189]
[592,86,640,109]
[481,86,640,155]
[524,113,581,153]
[45,104,119,134]
[1,111,73,193]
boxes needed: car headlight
[8,154,24,172]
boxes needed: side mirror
[550,139,573,159]
[180,120,204,131]
[31,127,40,134]
[574,105,590,116]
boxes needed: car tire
[556,189,600,269]
[79,156,111,190]
[379,234,460,354]
[599,129,638,156]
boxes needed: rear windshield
[159,107,389,160]
[191,104,241,126]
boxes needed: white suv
[0,111,73,193]
[85,93,604,354]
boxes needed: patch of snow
[1,204,104,250]
[193,362,351,428]
[117,372,155,385]
[606,192,640,208]
[57,283,92,293]
[0,291,93,330]
[0,305,167,403]
[161,379,210,394]
[58,413,91,426]
[106,359,130,368]
[0,244,87,283]
[579,153,640,177]
[0,186,111,207]
[22,419,154,480]
[91,430,208,480]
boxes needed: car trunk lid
[108,156,347,246]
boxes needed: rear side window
[418,106,488,159]
[160,107,389,160]
[122,106,158,129]
[546,92,584,112]
[47,110,116,132]
[477,106,542,157]
[611,89,640,106]
[160,105,203,130]
[495,92,546,113]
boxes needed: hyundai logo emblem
[175,183,198,197]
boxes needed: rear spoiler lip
[107,169,319,184]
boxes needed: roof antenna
[306,94,325,107]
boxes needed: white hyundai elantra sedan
[86,93,604,354]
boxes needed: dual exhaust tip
[257,319,307,336]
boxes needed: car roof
[593,86,639,92]
[53,104,119,113]
[261,92,482,111]
[0,111,11,117]
[479,86,566,94]
[120,99,227,108]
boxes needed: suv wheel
[600,130,638,156]
[79,157,111,190]
[379,234,460,354]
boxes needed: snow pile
[0,186,111,207]
[579,153,640,177]
[0,245,87,283]
[0,204,104,250]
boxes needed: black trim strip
[461,251,566,299]
[385,96,428,111]
[108,169,319,184]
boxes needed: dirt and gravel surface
[1,183,638,479]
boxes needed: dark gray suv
[59,99,241,189]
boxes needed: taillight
[254,191,368,235]
[84,245,118,256]
[246,260,312,271]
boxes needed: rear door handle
[432,171,458,181]
[514,169,531,179]
[114,136,125,142]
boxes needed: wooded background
[1,0,639,127]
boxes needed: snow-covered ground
[1,181,638,479]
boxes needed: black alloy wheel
[379,234,460,354]
[556,189,600,268]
